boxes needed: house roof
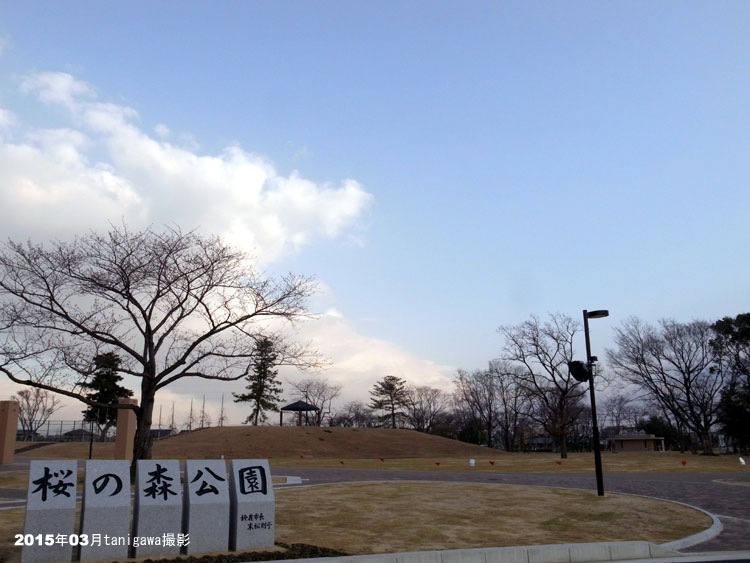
[280,400,319,412]
[614,433,664,440]
[63,428,93,436]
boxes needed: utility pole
[219,393,226,427]
[199,395,206,429]
[170,401,175,434]
[188,398,194,431]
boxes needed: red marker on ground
[681,460,687,466]
[379,458,385,462]
[435,462,440,466]
[489,461,495,466]
[555,461,562,465]
[339,461,344,465]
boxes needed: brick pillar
[113,398,138,461]
[0,400,20,464]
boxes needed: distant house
[16,430,42,441]
[63,428,94,441]
[150,428,174,439]
[525,434,555,452]
[612,433,664,452]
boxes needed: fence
[16,419,118,442]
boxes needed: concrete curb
[271,541,681,563]
[659,500,723,551]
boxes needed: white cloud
[284,313,456,406]
[154,123,170,138]
[0,108,14,130]
[20,71,96,110]
[0,69,452,423]
[2,71,373,262]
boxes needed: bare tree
[404,386,450,433]
[330,401,376,427]
[0,225,317,461]
[453,368,501,447]
[601,392,635,432]
[13,388,63,440]
[607,317,724,454]
[488,360,532,451]
[290,376,342,426]
[499,313,587,458]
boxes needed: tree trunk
[559,433,568,459]
[132,387,155,463]
[99,421,112,442]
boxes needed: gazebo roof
[280,400,319,412]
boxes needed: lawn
[3,427,739,561]
[0,480,712,562]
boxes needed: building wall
[616,439,656,452]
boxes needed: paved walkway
[273,467,750,552]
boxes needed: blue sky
[1,2,749,421]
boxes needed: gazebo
[279,400,320,427]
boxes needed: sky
[1,2,749,425]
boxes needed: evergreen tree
[81,352,134,440]
[712,313,750,452]
[369,375,409,428]
[232,337,283,425]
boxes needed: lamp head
[585,309,609,319]
[568,360,591,383]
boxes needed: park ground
[1,426,748,562]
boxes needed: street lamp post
[583,309,608,496]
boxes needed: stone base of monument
[21,506,76,563]
[79,460,132,561]
[228,459,275,551]
[183,459,231,554]
[21,460,78,563]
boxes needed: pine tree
[370,375,409,428]
[232,337,283,425]
[81,352,134,440]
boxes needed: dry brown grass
[0,508,25,563]
[0,482,711,562]
[16,427,497,461]
[273,451,749,473]
[277,481,711,554]
[17,427,749,475]
[0,472,30,489]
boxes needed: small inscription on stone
[228,459,275,550]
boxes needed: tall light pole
[569,309,609,497]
